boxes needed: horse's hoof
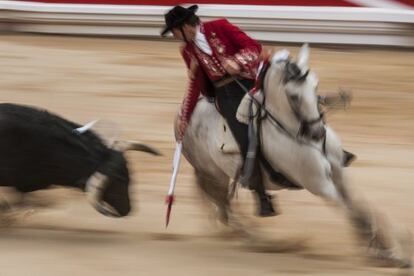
[367,247,413,269]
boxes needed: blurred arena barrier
[0,1,413,46]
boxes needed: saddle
[219,118,240,154]
[218,75,261,154]
[218,94,302,190]
[219,94,259,154]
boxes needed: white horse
[176,44,412,267]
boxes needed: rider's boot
[249,162,278,217]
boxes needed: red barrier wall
[17,0,414,8]
[11,0,365,6]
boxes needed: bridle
[234,57,328,183]
[237,59,325,143]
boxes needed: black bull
[0,103,160,217]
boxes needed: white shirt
[194,26,213,56]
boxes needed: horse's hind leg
[195,170,261,240]
[195,170,231,225]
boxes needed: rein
[235,59,326,146]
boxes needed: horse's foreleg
[330,165,413,268]
[345,196,412,268]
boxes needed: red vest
[179,18,262,126]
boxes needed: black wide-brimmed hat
[161,5,198,37]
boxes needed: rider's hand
[177,119,188,141]
[252,90,264,104]
[222,58,241,75]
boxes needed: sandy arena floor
[0,34,413,276]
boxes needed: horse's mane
[269,50,309,84]
[283,62,309,84]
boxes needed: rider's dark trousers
[215,79,253,158]
[214,78,267,198]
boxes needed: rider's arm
[178,48,204,140]
[180,69,202,126]
[181,45,198,79]
[219,19,262,76]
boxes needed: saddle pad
[219,117,240,154]
[236,92,261,125]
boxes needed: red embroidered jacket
[178,18,262,138]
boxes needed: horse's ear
[297,43,310,71]
[271,49,290,64]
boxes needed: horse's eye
[290,95,299,102]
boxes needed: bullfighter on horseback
[160,4,356,218]
[161,4,276,217]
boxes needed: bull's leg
[0,196,11,211]
[0,191,35,226]
[330,164,413,268]
[16,192,58,209]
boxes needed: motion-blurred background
[0,1,413,275]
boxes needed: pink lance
[165,142,182,227]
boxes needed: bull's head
[85,141,161,217]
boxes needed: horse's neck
[264,80,301,135]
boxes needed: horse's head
[264,44,325,141]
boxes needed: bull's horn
[73,119,100,134]
[113,140,162,156]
